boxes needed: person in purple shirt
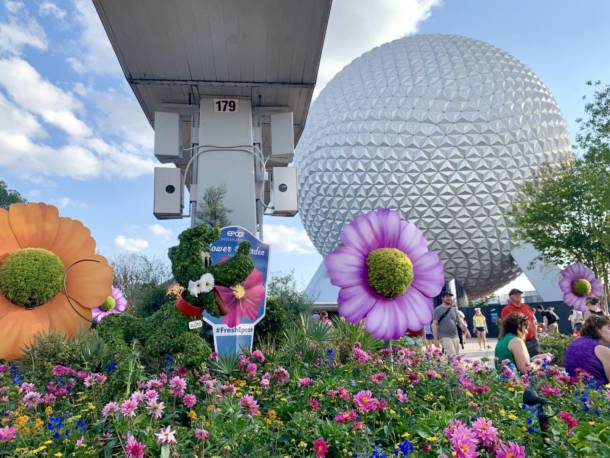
[565,315,610,386]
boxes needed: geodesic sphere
[294,34,572,298]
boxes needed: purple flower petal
[364,298,407,340]
[397,221,428,261]
[337,285,377,323]
[411,251,445,297]
[325,248,366,288]
[591,278,603,297]
[399,287,433,331]
[340,220,372,255]
[379,209,402,248]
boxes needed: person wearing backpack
[432,292,466,356]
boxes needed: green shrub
[131,282,171,317]
[0,248,65,307]
[539,333,575,366]
[254,297,289,346]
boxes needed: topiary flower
[325,209,444,340]
[0,203,113,360]
[559,263,603,311]
[215,269,265,327]
[92,287,128,322]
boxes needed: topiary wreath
[168,225,254,318]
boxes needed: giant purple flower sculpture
[559,263,603,311]
[325,209,445,340]
[92,286,128,322]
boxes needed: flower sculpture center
[366,248,413,298]
[99,296,117,312]
[0,248,65,308]
[231,284,246,300]
[572,278,592,297]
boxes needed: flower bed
[1,339,609,457]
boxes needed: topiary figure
[168,224,254,317]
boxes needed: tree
[195,185,231,228]
[510,82,610,310]
[110,254,172,306]
[267,271,313,320]
[0,180,25,209]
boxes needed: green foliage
[168,224,254,316]
[366,248,413,297]
[209,353,241,379]
[267,272,313,320]
[575,80,610,165]
[539,333,575,366]
[130,283,171,317]
[96,301,211,371]
[195,184,232,228]
[277,314,331,371]
[0,248,65,307]
[0,180,25,209]
[330,317,383,363]
[254,297,289,346]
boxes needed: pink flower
[121,399,138,417]
[169,376,187,397]
[102,402,120,417]
[146,400,165,419]
[312,438,329,458]
[298,377,313,387]
[156,425,177,445]
[19,382,35,394]
[246,363,258,378]
[0,426,16,443]
[195,428,209,441]
[540,385,561,397]
[559,411,578,435]
[395,389,408,403]
[337,386,351,400]
[22,391,42,408]
[220,384,236,397]
[273,367,290,386]
[126,435,146,458]
[130,390,146,405]
[215,268,265,327]
[450,427,479,458]
[251,350,265,363]
[183,393,197,408]
[145,390,159,402]
[495,442,526,458]
[52,365,71,377]
[352,344,371,364]
[260,376,271,389]
[75,436,85,448]
[471,417,498,448]
[444,419,467,440]
[353,390,378,412]
[425,369,440,379]
[377,398,388,411]
[310,398,320,410]
[371,372,386,384]
[240,394,260,416]
[334,411,358,423]
[209,352,218,361]
[353,421,364,429]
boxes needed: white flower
[156,425,177,445]
[188,279,202,297]
[199,273,215,293]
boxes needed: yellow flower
[30,445,46,454]
[401,432,411,438]
[44,406,53,416]
[438,395,445,400]
[428,436,438,442]
[54,453,63,457]
[188,410,198,420]
[508,414,518,421]
[298,441,307,449]
[499,409,506,417]
[87,402,96,410]
[33,418,44,431]
[44,440,53,445]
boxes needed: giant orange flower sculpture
[0,203,112,360]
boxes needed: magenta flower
[353,390,378,412]
[325,209,444,340]
[169,376,187,397]
[121,399,138,417]
[559,411,579,435]
[310,398,320,410]
[195,428,209,441]
[495,442,526,458]
[240,394,260,416]
[22,391,42,408]
[92,286,129,321]
[125,435,146,458]
[0,426,16,443]
[183,393,197,408]
[451,428,479,458]
[102,402,119,417]
[246,363,257,378]
[313,438,329,458]
[471,417,498,448]
[540,385,561,397]
[559,263,603,311]
[251,349,265,362]
[298,377,313,387]
[215,268,265,327]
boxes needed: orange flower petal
[0,209,20,257]
[0,293,20,321]
[65,254,113,309]
[46,293,92,337]
[8,203,60,249]
[0,304,51,361]
[51,217,96,267]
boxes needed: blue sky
[0,0,608,293]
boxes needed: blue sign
[203,226,270,355]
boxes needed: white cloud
[54,196,87,208]
[0,57,90,137]
[67,0,122,76]
[315,0,441,96]
[5,2,23,14]
[0,11,47,55]
[149,224,172,238]
[263,224,317,255]
[114,235,149,252]
[39,2,66,19]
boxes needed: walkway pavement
[460,337,497,360]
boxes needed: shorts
[440,337,460,356]
[476,327,485,333]
[425,333,433,340]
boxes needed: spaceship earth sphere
[294,34,572,297]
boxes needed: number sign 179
[213,99,238,112]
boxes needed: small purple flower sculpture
[325,209,445,340]
[559,263,603,311]
[92,286,128,322]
